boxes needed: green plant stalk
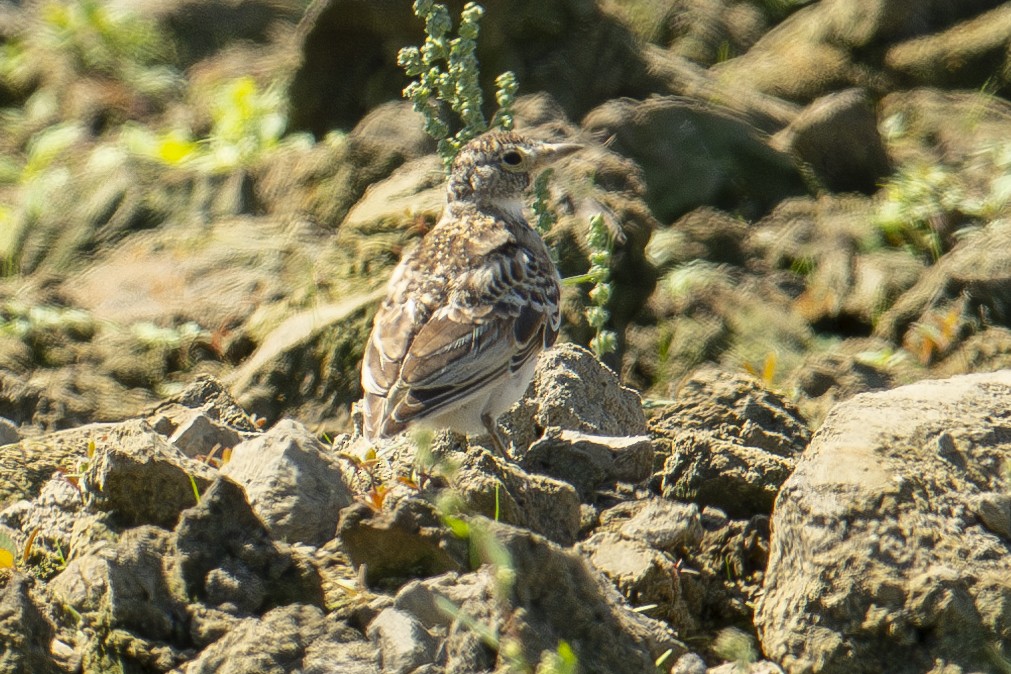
[399,1,518,170]
[585,214,617,358]
[531,168,556,237]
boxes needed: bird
[359,130,581,455]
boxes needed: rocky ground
[1,0,1010,672]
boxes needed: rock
[769,88,890,194]
[935,326,1011,378]
[677,512,772,641]
[647,207,750,270]
[287,0,663,135]
[580,532,695,632]
[651,368,809,517]
[49,526,186,643]
[711,0,1005,103]
[671,652,707,674]
[879,88,1011,170]
[83,419,217,529]
[581,96,805,223]
[148,375,261,435]
[972,492,1011,540]
[450,450,581,546]
[180,604,377,674]
[755,370,1011,674]
[0,472,107,568]
[337,432,581,574]
[260,99,436,240]
[0,417,17,445]
[0,362,151,433]
[372,518,683,673]
[874,219,1011,360]
[166,412,243,459]
[503,343,647,452]
[227,291,380,432]
[220,418,353,545]
[712,9,866,104]
[709,662,785,674]
[884,4,1011,91]
[173,477,325,612]
[367,607,438,674]
[647,0,771,66]
[624,260,817,398]
[520,429,654,500]
[338,154,445,238]
[642,46,800,132]
[337,487,468,586]
[618,499,704,554]
[0,574,60,674]
[782,338,914,427]
[745,195,924,333]
[127,0,304,66]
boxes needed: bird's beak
[535,141,582,167]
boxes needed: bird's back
[361,203,560,439]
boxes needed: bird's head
[447,131,581,209]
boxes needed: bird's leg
[481,412,509,457]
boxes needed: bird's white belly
[419,355,540,435]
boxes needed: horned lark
[360,131,581,454]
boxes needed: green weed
[712,626,758,665]
[398,1,517,169]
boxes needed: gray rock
[770,88,890,194]
[708,662,785,674]
[582,96,804,223]
[50,526,185,642]
[521,429,654,500]
[220,418,353,545]
[755,370,1011,674]
[147,374,260,435]
[188,605,242,649]
[973,492,1011,540]
[0,421,117,508]
[83,419,217,528]
[226,290,381,432]
[884,5,1011,89]
[619,500,704,554]
[580,532,695,633]
[450,450,581,546]
[173,477,325,613]
[337,486,468,586]
[303,622,382,674]
[875,218,1011,355]
[503,343,647,452]
[167,411,243,459]
[0,417,18,446]
[672,652,707,674]
[386,519,683,674]
[392,579,454,631]
[0,471,108,564]
[651,368,809,517]
[181,604,377,674]
[367,608,438,674]
[0,574,60,674]
[287,0,662,134]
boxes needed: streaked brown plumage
[360,131,581,453]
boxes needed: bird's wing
[361,256,557,438]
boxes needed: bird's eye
[502,150,524,167]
